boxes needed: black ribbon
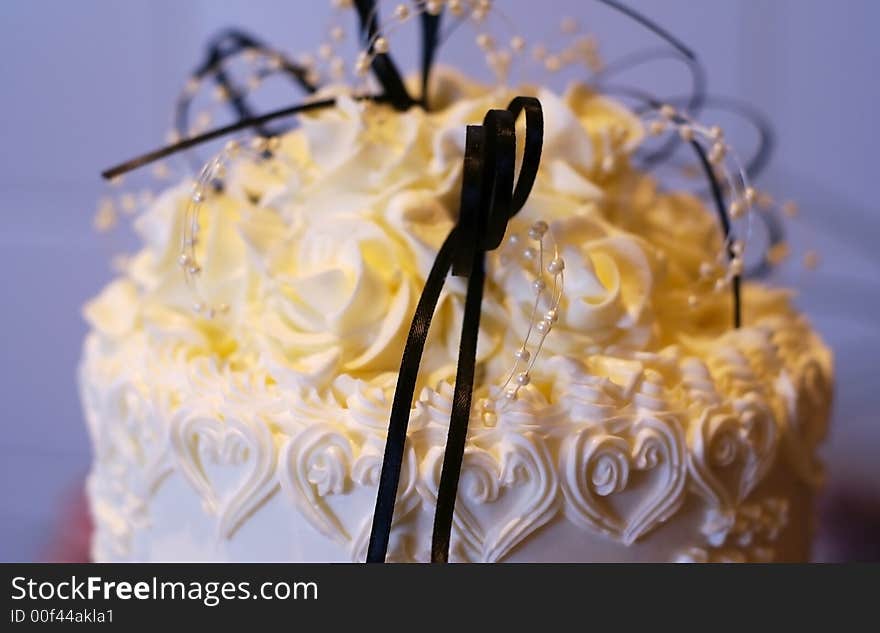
[353,0,416,110]
[179,29,317,139]
[366,97,544,563]
[691,138,742,328]
[417,1,443,109]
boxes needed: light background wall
[1,0,878,561]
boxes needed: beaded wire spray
[481,219,564,424]
[178,136,295,317]
[642,104,757,313]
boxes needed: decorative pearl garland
[179,136,290,319]
[642,103,758,311]
[330,1,605,89]
[481,219,564,426]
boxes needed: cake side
[80,71,833,562]
[80,301,830,562]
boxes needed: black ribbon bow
[366,96,544,563]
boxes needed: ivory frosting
[80,69,833,562]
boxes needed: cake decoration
[85,0,832,563]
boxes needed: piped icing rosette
[81,69,832,562]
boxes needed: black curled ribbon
[366,97,544,564]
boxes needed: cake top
[85,0,833,562]
[88,63,797,391]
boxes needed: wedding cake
[80,3,832,563]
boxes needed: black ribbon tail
[431,248,486,562]
[102,95,394,180]
[595,0,695,60]
[353,0,414,110]
[366,228,459,563]
[417,1,443,109]
[368,97,544,564]
[691,138,742,328]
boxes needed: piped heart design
[279,425,420,561]
[171,412,278,539]
[420,432,559,562]
[560,415,686,545]
[687,395,778,543]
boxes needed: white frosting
[81,68,833,562]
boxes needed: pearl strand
[179,136,290,319]
[481,219,564,426]
[644,104,756,310]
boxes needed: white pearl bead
[192,190,204,203]
[516,372,530,386]
[545,308,558,323]
[514,348,530,362]
[547,257,564,274]
[729,200,745,219]
[528,220,548,240]
[536,320,551,334]
[193,302,203,313]
[504,388,518,401]
[394,4,409,20]
[709,142,727,164]
[659,104,676,119]
[481,398,495,412]
[523,247,537,261]
[532,278,546,293]
[510,36,525,52]
[374,37,389,54]
[188,265,201,275]
[729,258,744,275]
[678,125,695,141]
[426,1,443,16]
[178,253,191,267]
